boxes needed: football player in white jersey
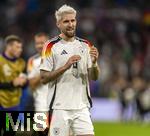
[27,32,50,135]
[40,5,100,136]
[27,32,49,112]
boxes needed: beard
[62,29,75,38]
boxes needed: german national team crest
[53,127,60,135]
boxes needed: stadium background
[0,0,150,135]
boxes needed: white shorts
[48,107,94,136]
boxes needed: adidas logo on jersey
[61,50,68,55]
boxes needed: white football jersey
[40,36,93,110]
[27,54,49,111]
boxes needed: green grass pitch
[94,122,150,136]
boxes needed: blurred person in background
[0,35,27,135]
[27,32,49,112]
[40,4,100,136]
[118,77,136,121]
[133,76,150,121]
[27,32,49,135]
[0,35,27,110]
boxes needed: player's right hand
[64,55,81,69]
[13,77,27,87]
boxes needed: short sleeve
[87,46,92,69]
[28,68,39,78]
[27,57,38,78]
[84,40,93,69]
[39,41,54,72]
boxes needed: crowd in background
[0,0,150,120]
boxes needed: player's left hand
[89,46,99,64]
